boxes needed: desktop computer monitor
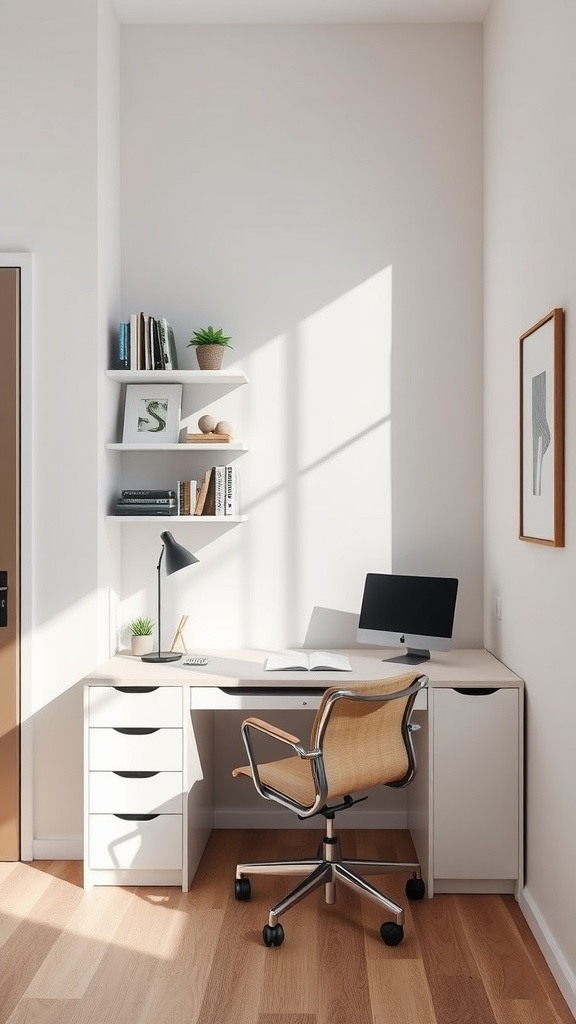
[357,572,459,664]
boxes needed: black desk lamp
[141,530,199,663]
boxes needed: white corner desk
[82,647,524,899]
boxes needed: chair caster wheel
[406,877,426,900]
[380,922,404,946]
[263,923,285,947]
[234,878,251,901]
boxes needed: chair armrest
[241,717,301,746]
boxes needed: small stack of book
[115,314,178,371]
[114,489,178,516]
[176,480,198,515]
[194,466,239,516]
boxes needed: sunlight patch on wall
[243,267,393,647]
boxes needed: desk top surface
[83,648,523,689]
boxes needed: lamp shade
[160,530,199,576]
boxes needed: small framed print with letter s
[519,308,564,546]
[122,383,182,444]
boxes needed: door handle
[0,571,7,628]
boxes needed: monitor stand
[383,647,430,666]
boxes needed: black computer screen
[358,573,459,639]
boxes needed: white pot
[131,634,154,657]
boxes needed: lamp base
[141,651,182,663]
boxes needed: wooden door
[0,267,20,860]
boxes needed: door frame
[0,253,34,861]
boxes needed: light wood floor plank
[0,833,573,1024]
[5,997,80,1024]
[367,959,438,1024]
[456,895,551,1002]
[0,864,85,1020]
[23,886,134,999]
[0,864,58,949]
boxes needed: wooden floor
[0,829,573,1024]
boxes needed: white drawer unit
[84,684,187,888]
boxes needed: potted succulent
[128,616,155,657]
[187,326,233,370]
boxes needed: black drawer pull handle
[113,686,159,694]
[454,687,499,696]
[113,771,159,779]
[113,727,159,735]
[113,813,160,822]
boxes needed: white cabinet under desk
[82,648,524,898]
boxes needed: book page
[264,653,309,671]
[308,652,352,671]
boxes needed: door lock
[0,571,8,627]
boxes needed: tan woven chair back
[312,673,419,800]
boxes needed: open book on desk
[264,651,352,672]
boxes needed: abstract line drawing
[519,307,564,546]
[531,371,550,495]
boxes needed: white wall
[119,24,484,653]
[484,0,576,1010]
[118,23,483,832]
[0,0,120,850]
[0,12,484,869]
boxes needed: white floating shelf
[106,443,248,452]
[106,369,248,385]
[106,515,248,523]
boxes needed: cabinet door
[432,688,519,880]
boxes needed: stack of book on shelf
[114,489,178,516]
[116,314,178,371]
[194,466,239,516]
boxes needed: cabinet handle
[113,727,159,735]
[113,813,160,821]
[454,687,499,696]
[113,686,159,694]
[113,771,159,779]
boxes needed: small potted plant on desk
[187,326,233,370]
[128,617,155,657]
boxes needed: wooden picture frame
[519,308,564,546]
[122,383,182,444]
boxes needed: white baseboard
[32,837,83,861]
[519,887,576,1019]
[214,808,409,830]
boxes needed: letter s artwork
[138,398,168,434]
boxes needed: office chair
[232,671,428,947]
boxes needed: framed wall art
[519,308,564,546]
[122,383,182,444]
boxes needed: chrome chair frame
[235,674,428,937]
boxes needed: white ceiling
[112,0,492,25]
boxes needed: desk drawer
[190,686,428,712]
[88,686,182,727]
[89,771,183,814]
[88,813,182,870]
[88,728,182,771]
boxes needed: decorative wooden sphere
[198,414,217,433]
[215,420,232,436]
